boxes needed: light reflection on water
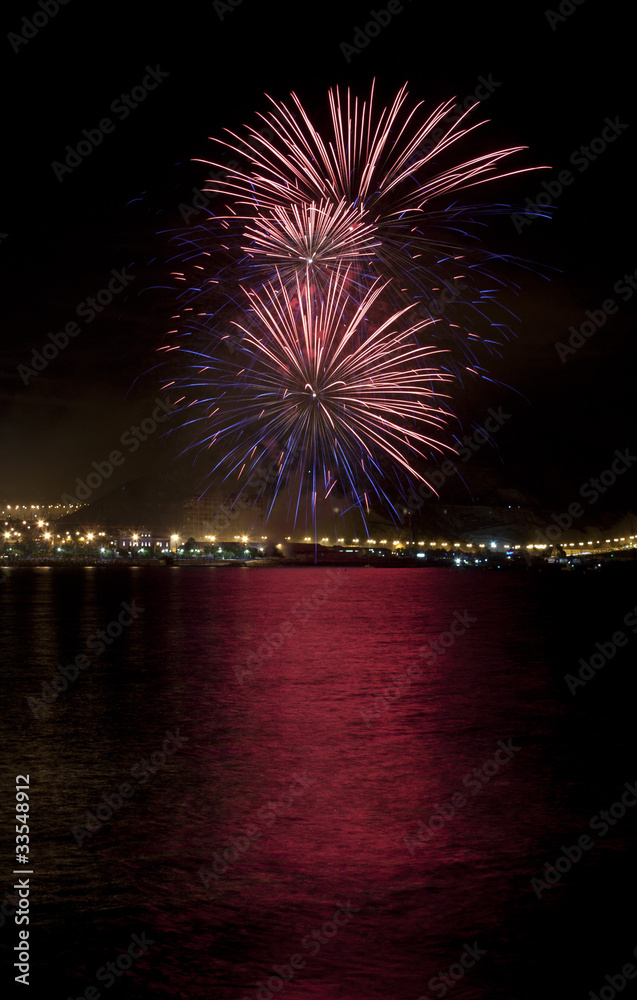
[1,566,635,998]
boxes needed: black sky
[0,0,634,507]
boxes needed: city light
[0,496,633,567]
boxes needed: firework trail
[161,83,547,533]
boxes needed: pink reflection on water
[121,569,552,1000]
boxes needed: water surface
[1,566,636,998]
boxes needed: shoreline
[1,554,635,572]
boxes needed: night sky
[0,0,634,510]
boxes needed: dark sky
[0,0,634,508]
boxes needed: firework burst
[162,83,546,533]
[242,199,380,288]
[165,268,453,525]
[174,82,548,385]
[201,82,541,308]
